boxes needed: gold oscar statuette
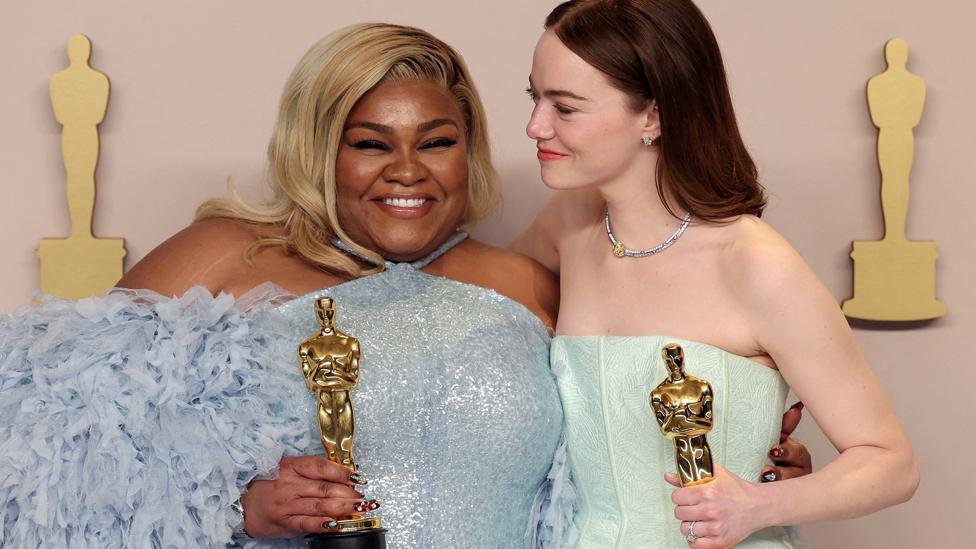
[649,344,715,487]
[651,344,728,548]
[299,297,385,548]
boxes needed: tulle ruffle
[526,437,578,549]
[0,285,310,548]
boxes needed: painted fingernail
[363,494,375,502]
[762,470,777,482]
[369,501,380,510]
[770,447,783,458]
[354,501,368,513]
[350,473,368,485]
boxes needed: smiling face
[335,80,469,262]
[526,30,658,191]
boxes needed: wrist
[230,497,251,538]
[750,478,786,529]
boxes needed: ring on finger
[686,520,698,543]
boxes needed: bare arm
[670,236,917,547]
[116,218,254,296]
[745,244,918,524]
[508,194,563,274]
[508,188,603,275]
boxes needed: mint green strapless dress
[552,336,794,548]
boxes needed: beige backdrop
[1,1,973,547]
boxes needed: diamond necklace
[604,208,692,258]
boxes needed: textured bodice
[552,336,793,548]
[273,262,563,548]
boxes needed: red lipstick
[537,147,568,161]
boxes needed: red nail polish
[770,447,783,458]
[350,473,368,485]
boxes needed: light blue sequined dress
[0,234,574,548]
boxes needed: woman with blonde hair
[0,23,569,548]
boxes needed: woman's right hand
[240,455,376,538]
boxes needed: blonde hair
[196,23,500,276]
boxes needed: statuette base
[843,239,946,321]
[307,520,387,549]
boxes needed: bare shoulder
[715,216,826,309]
[541,187,603,231]
[436,239,559,329]
[509,188,602,273]
[117,217,267,297]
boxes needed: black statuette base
[307,529,387,549]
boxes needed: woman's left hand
[665,464,765,548]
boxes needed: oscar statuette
[299,297,386,549]
[650,344,715,486]
[650,344,726,548]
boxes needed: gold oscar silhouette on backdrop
[299,297,384,542]
[650,344,716,487]
[39,34,125,300]
[842,38,946,321]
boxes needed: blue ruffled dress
[0,234,576,548]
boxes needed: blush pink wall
[1,1,973,546]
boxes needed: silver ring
[686,520,698,543]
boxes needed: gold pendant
[613,242,626,257]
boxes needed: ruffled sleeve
[526,437,579,549]
[0,286,311,548]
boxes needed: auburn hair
[546,0,765,220]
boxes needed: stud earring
[642,136,655,146]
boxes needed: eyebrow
[417,118,458,133]
[528,77,590,102]
[345,118,459,134]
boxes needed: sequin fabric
[272,244,563,548]
[0,232,564,548]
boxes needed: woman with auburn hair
[513,0,918,547]
[0,23,569,548]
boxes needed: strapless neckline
[552,334,777,373]
[552,335,794,548]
